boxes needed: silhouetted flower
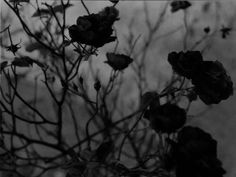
[168,51,203,79]
[69,6,119,48]
[170,1,191,13]
[220,26,232,39]
[148,103,186,133]
[105,53,133,71]
[98,5,119,22]
[177,126,217,157]
[192,61,233,104]
[32,8,51,18]
[173,126,226,177]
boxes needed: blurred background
[1,1,236,177]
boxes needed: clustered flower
[142,103,226,176]
[140,49,233,177]
[171,126,226,177]
[69,6,119,48]
[168,51,233,104]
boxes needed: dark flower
[192,61,233,104]
[170,1,191,13]
[105,53,133,71]
[173,126,226,177]
[69,6,119,48]
[148,103,186,133]
[220,26,232,39]
[176,126,217,158]
[168,51,203,79]
[32,8,51,18]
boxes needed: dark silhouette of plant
[69,6,119,48]
[170,1,191,13]
[171,126,226,177]
[0,1,234,177]
[105,53,133,71]
[168,51,233,104]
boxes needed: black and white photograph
[0,0,235,177]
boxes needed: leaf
[25,42,45,52]
[79,77,83,85]
[53,3,73,13]
[11,56,45,68]
[32,9,50,17]
[12,57,34,67]
[33,60,46,69]
[0,61,8,72]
